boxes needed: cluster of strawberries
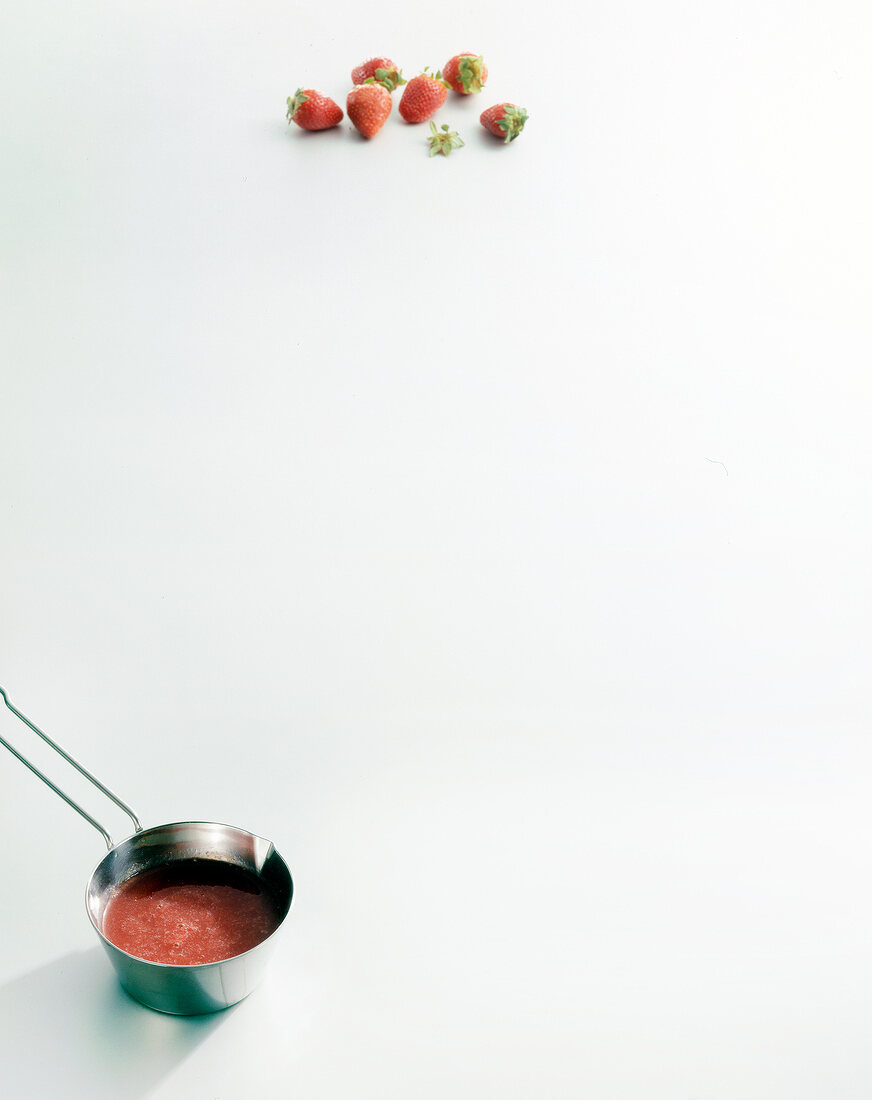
[286,52,528,155]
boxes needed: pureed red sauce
[102,859,281,965]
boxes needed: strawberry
[346,82,392,138]
[350,56,406,92]
[480,103,528,143]
[443,53,488,95]
[286,88,343,131]
[398,69,448,123]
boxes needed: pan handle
[0,685,142,850]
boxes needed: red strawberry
[346,83,392,138]
[286,88,343,131]
[398,69,448,123]
[350,56,406,92]
[443,53,488,95]
[480,102,528,143]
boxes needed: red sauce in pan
[102,859,281,965]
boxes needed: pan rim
[85,819,293,970]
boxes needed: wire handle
[0,685,142,850]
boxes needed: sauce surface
[102,859,281,965]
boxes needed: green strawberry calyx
[286,88,309,122]
[495,104,528,142]
[364,66,406,92]
[457,55,486,93]
[427,121,465,157]
[421,67,451,89]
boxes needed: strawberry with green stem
[480,103,528,142]
[351,57,406,92]
[398,68,449,123]
[443,53,488,95]
[286,88,343,131]
[427,122,464,157]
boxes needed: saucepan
[0,686,293,1015]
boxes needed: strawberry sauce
[102,859,281,965]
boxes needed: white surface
[1,1,871,1097]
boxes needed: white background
[1,1,871,1097]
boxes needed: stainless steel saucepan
[0,686,293,1015]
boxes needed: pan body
[86,821,293,1015]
